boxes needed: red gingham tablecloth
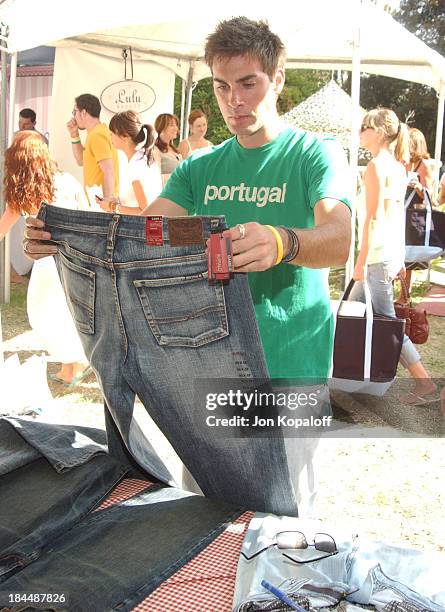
[98,478,252,611]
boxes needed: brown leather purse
[394,277,429,344]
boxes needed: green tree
[357,0,445,160]
[174,69,330,145]
[277,69,331,115]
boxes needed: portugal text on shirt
[204,182,287,208]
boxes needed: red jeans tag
[146,216,163,246]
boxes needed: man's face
[72,106,87,130]
[212,54,284,145]
[18,116,35,130]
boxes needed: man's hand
[23,217,58,260]
[67,118,79,139]
[218,222,286,272]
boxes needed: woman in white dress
[178,110,213,160]
[98,111,162,214]
[0,131,89,386]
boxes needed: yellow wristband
[265,225,284,266]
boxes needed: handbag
[394,277,429,344]
[405,187,445,263]
[330,279,405,396]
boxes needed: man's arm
[98,158,115,199]
[141,197,188,217]
[67,119,83,166]
[227,198,351,272]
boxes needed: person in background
[404,127,437,291]
[66,93,119,204]
[438,168,445,206]
[17,108,49,145]
[153,113,182,185]
[178,110,213,159]
[354,109,438,406]
[97,111,162,214]
[406,127,435,205]
[0,132,89,386]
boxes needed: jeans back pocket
[134,270,229,347]
[58,251,96,335]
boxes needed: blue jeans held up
[37,205,300,516]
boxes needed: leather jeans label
[168,217,204,246]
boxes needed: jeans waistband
[38,204,227,243]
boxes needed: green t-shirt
[161,127,351,379]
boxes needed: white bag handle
[340,278,374,380]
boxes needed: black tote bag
[405,188,445,263]
[330,280,405,396]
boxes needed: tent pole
[345,0,362,288]
[8,52,17,145]
[433,81,444,195]
[0,37,10,304]
[179,77,186,140]
[183,62,194,141]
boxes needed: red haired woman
[178,110,213,159]
[0,131,90,386]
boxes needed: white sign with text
[101,80,156,113]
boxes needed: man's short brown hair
[204,17,286,80]
[75,93,101,118]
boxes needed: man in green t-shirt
[26,17,351,381]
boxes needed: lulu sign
[100,80,156,113]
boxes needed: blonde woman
[353,108,438,406]
[404,127,437,291]
[178,110,213,159]
[406,127,435,203]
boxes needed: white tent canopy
[1,0,445,91]
[282,80,368,151]
[1,0,445,301]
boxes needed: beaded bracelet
[280,227,300,263]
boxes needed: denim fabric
[0,419,40,477]
[233,513,445,611]
[350,264,420,368]
[0,451,126,581]
[0,417,108,474]
[0,485,244,611]
[37,204,300,516]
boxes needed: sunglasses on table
[241,530,338,564]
